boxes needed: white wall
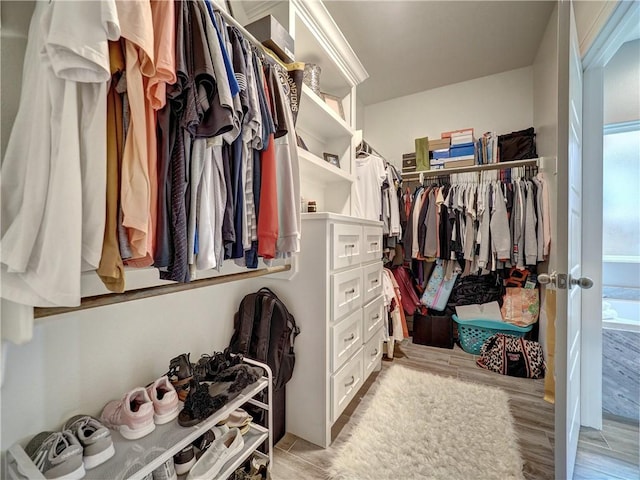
[533,4,559,362]
[604,39,640,124]
[574,0,617,57]
[363,67,534,167]
[356,96,365,131]
[534,6,560,160]
[1,276,271,450]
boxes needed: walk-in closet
[1,1,639,480]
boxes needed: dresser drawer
[363,296,384,343]
[331,348,364,422]
[331,309,363,372]
[331,223,362,271]
[363,328,384,380]
[331,267,363,321]
[362,262,383,305]
[362,226,383,264]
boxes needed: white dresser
[282,213,384,448]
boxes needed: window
[602,124,640,260]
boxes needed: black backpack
[229,288,300,391]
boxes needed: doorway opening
[601,56,640,423]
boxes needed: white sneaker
[152,458,177,480]
[186,428,244,480]
[100,387,156,440]
[146,376,179,425]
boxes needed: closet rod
[403,158,540,178]
[33,265,291,319]
[215,6,270,55]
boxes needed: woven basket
[452,315,532,355]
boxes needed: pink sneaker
[146,376,180,425]
[101,387,156,440]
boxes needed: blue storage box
[432,148,450,160]
[449,142,475,157]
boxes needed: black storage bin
[413,312,454,349]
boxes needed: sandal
[178,380,227,427]
[178,364,261,428]
[208,364,262,398]
[166,353,193,402]
[194,349,243,382]
[226,409,252,428]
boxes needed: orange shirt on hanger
[127,0,176,268]
[116,0,155,261]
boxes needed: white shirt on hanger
[353,154,386,222]
[1,0,119,307]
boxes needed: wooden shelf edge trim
[34,265,292,319]
[403,158,540,178]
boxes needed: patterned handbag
[420,260,458,311]
[476,333,545,379]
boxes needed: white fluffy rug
[329,365,524,480]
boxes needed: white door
[552,2,592,478]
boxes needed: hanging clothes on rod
[400,162,550,276]
[0,0,303,307]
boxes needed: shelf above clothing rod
[33,265,291,319]
[403,158,540,178]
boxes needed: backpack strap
[258,287,300,352]
[253,296,275,363]
[288,313,300,353]
[230,293,257,355]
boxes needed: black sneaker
[173,446,195,476]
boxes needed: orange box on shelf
[441,128,474,139]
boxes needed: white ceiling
[323,1,555,105]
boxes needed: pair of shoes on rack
[193,348,243,382]
[166,350,244,401]
[22,415,115,480]
[220,408,252,435]
[186,428,244,480]
[150,458,178,480]
[101,376,179,440]
[178,364,262,427]
[174,423,231,474]
[229,453,270,480]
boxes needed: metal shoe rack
[5,358,273,480]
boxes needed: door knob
[538,273,556,285]
[571,276,594,289]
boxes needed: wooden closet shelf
[403,158,540,178]
[34,265,291,319]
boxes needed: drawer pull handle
[371,279,379,285]
[344,333,355,342]
[372,314,380,320]
[370,242,379,247]
[345,244,356,249]
[372,348,379,356]
[346,288,355,295]
[345,376,355,387]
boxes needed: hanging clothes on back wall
[401,167,550,283]
[1,0,302,307]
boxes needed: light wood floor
[271,340,639,480]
